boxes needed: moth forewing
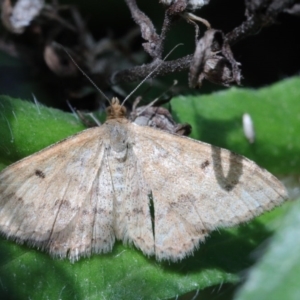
[129,123,287,260]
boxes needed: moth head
[106,97,127,120]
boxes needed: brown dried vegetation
[0,0,298,110]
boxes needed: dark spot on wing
[35,169,45,179]
[61,200,71,208]
[224,179,239,191]
[133,208,143,214]
[201,160,210,169]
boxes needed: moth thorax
[106,97,127,120]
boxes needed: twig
[111,55,192,85]
[226,0,296,45]
[124,0,161,58]
[115,0,297,84]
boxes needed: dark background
[0,0,300,109]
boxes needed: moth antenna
[121,43,183,106]
[57,43,111,104]
[135,80,178,117]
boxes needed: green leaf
[0,96,86,167]
[172,76,300,174]
[0,77,298,299]
[235,198,300,300]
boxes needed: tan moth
[0,98,288,262]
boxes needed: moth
[0,98,288,262]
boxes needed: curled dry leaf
[130,103,192,136]
[189,29,242,88]
[284,4,300,16]
[1,0,44,34]
[44,43,79,77]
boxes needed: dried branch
[124,0,183,60]
[124,0,162,58]
[111,55,192,85]
[1,0,297,100]
[114,0,297,85]
[226,0,296,45]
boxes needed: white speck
[243,113,255,143]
